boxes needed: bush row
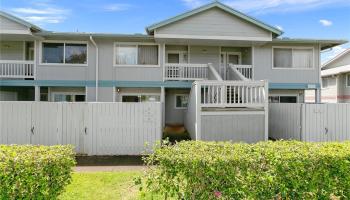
[141,140,350,199]
[0,145,76,199]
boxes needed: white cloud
[103,3,131,12]
[11,7,67,15]
[10,2,70,25]
[181,0,206,8]
[275,25,283,31]
[319,19,332,26]
[223,0,350,14]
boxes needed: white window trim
[166,50,189,64]
[174,94,189,109]
[113,42,160,67]
[119,93,161,102]
[50,91,86,102]
[269,94,299,103]
[272,46,314,70]
[39,40,89,66]
[346,73,350,87]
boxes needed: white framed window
[272,47,314,69]
[51,92,86,102]
[269,95,298,103]
[166,50,188,64]
[41,41,88,65]
[347,74,350,87]
[120,94,160,102]
[114,43,159,66]
[175,94,189,109]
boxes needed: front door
[220,52,241,80]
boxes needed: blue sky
[1,0,350,62]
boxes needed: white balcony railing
[198,80,267,108]
[164,63,208,80]
[229,64,253,80]
[0,60,35,78]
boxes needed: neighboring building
[319,49,350,103]
[0,2,346,141]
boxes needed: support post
[34,86,40,101]
[195,83,201,140]
[160,86,165,128]
[264,80,269,141]
[315,88,321,103]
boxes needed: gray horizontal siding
[254,43,320,84]
[0,41,24,60]
[0,16,28,31]
[201,113,265,143]
[156,8,271,40]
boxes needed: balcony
[228,64,253,81]
[198,80,267,108]
[164,63,209,81]
[0,60,35,79]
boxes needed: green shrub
[141,141,350,199]
[0,145,76,199]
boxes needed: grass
[59,170,163,200]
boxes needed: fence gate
[0,102,162,155]
[61,103,91,154]
[270,103,350,142]
[0,102,31,144]
[30,103,62,146]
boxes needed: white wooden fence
[0,102,162,155]
[269,103,350,142]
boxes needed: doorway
[220,52,241,80]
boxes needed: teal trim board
[269,83,321,89]
[0,80,193,88]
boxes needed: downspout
[90,35,98,101]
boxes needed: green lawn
[59,170,162,200]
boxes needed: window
[166,51,188,63]
[269,96,297,103]
[175,94,189,109]
[273,47,313,69]
[347,74,350,87]
[121,94,160,102]
[115,44,158,66]
[52,94,85,102]
[42,42,87,64]
[65,43,87,64]
[322,77,336,88]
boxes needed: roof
[36,31,153,39]
[321,64,350,77]
[272,38,348,50]
[0,11,42,32]
[146,1,283,36]
[322,49,350,68]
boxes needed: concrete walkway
[74,165,146,172]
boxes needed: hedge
[140,141,350,199]
[0,145,76,199]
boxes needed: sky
[1,0,350,63]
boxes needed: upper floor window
[273,47,313,69]
[347,74,350,87]
[114,43,159,66]
[42,42,87,64]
